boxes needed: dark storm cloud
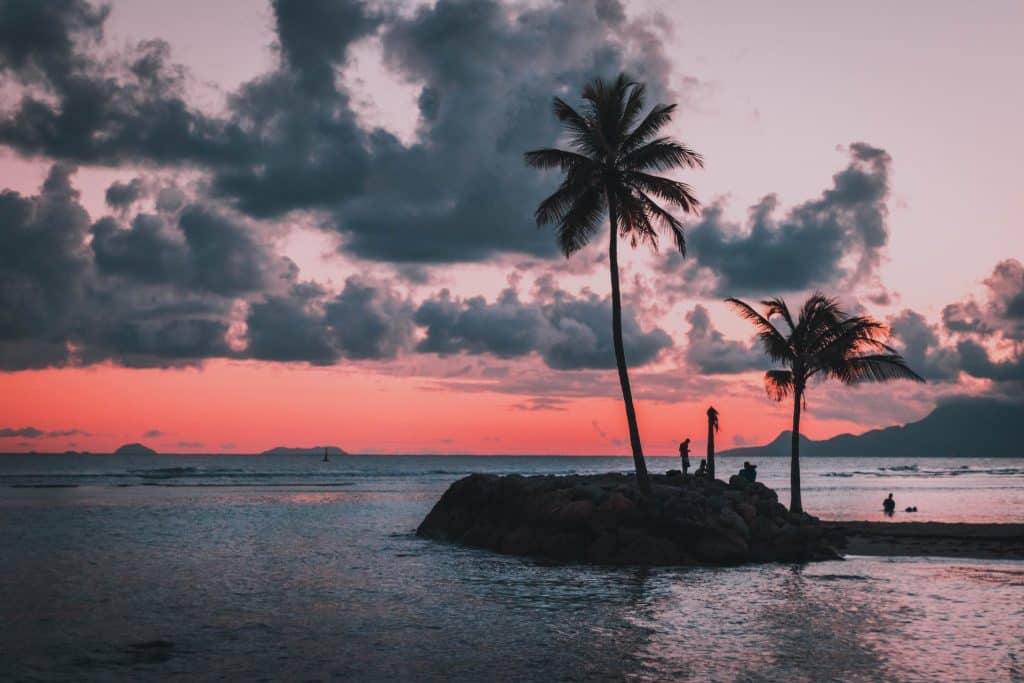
[244,277,416,364]
[0,166,259,369]
[887,309,960,382]
[684,304,762,374]
[414,286,672,370]
[0,0,679,263]
[104,177,146,210]
[940,259,1024,384]
[91,205,289,295]
[664,143,891,295]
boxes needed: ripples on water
[1,455,1022,681]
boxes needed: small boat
[322,447,329,462]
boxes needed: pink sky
[0,0,1021,454]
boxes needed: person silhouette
[678,439,691,474]
[695,459,708,478]
[883,493,896,516]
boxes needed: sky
[0,0,1021,455]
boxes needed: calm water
[1,454,1022,681]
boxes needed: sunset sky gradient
[1,0,1021,454]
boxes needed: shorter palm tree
[727,294,924,513]
[706,406,719,479]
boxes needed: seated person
[883,493,896,515]
[738,461,757,483]
[694,459,708,478]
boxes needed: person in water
[883,493,896,515]
[738,461,758,483]
[695,459,708,478]
[678,439,691,474]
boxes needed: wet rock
[417,472,843,566]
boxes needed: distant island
[261,446,349,456]
[720,396,1023,459]
[113,443,158,456]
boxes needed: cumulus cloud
[684,304,762,374]
[245,277,416,364]
[888,309,960,382]
[414,285,672,370]
[0,0,681,264]
[660,143,892,297]
[941,259,1024,384]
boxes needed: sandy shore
[823,521,1024,560]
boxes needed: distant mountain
[114,443,158,456]
[719,396,1024,458]
[261,446,349,456]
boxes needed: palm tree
[727,294,924,513]
[525,75,702,494]
[706,406,719,479]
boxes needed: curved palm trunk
[607,194,650,494]
[790,389,803,514]
[707,417,715,480]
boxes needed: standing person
[883,493,896,516]
[678,439,691,474]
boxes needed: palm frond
[764,369,794,402]
[555,185,605,256]
[618,81,646,140]
[726,297,793,363]
[830,353,926,385]
[623,171,700,214]
[760,297,795,333]
[621,138,704,172]
[615,190,658,249]
[620,103,676,155]
[637,190,686,254]
[552,97,604,158]
[524,148,597,172]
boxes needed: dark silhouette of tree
[706,406,719,479]
[727,294,924,513]
[526,75,702,494]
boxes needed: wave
[823,466,1024,478]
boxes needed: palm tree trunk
[790,389,803,514]
[607,193,650,494]
[707,416,715,480]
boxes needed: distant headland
[113,443,158,456]
[261,446,349,456]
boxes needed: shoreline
[823,521,1024,560]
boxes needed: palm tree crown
[727,294,924,399]
[727,293,924,513]
[524,74,702,256]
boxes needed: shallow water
[2,455,1022,681]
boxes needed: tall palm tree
[706,406,719,479]
[727,294,924,513]
[525,75,702,494]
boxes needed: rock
[416,472,844,567]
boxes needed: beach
[825,521,1024,560]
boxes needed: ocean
[1,454,1022,681]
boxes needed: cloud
[244,276,416,364]
[661,143,892,296]
[512,397,569,411]
[414,285,672,370]
[888,309,960,382]
[941,259,1024,384]
[0,0,681,264]
[684,304,762,374]
[0,426,88,438]
[105,177,147,210]
[143,429,164,438]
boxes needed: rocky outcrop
[417,471,843,566]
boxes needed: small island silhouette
[261,446,348,456]
[113,443,157,456]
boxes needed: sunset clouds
[0,0,1021,453]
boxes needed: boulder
[416,472,843,566]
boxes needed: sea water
[1,454,1022,681]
